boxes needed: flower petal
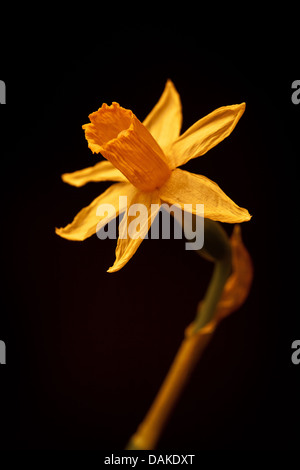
[168,103,246,169]
[142,79,182,151]
[159,168,251,223]
[55,182,135,241]
[61,160,128,187]
[107,191,160,272]
[215,224,254,321]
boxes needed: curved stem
[126,217,232,450]
[126,327,214,450]
[193,219,232,331]
[193,259,231,331]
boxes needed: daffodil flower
[56,80,251,272]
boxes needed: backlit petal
[61,160,128,187]
[108,191,160,273]
[168,103,246,169]
[143,79,182,151]
[159,168,251,223]
[83,102,170,192]
[55,182,135,241]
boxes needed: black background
[0,11,299,450]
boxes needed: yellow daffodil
[56,80,251,272]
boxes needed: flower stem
[193,219,232,331]
[126,325,214,450]
[126,218,232,450]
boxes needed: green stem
[186,217,232,332]
[124,217,232,450]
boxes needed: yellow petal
[61,160,128,187]
[168,103,246,169]
[83,102,171,192]
[142,79,182,151]
[215,224,254,320]
[55,182,135,241]
[159,168,251,223]
[108,191,160,273]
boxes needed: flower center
[83,102,171,192]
